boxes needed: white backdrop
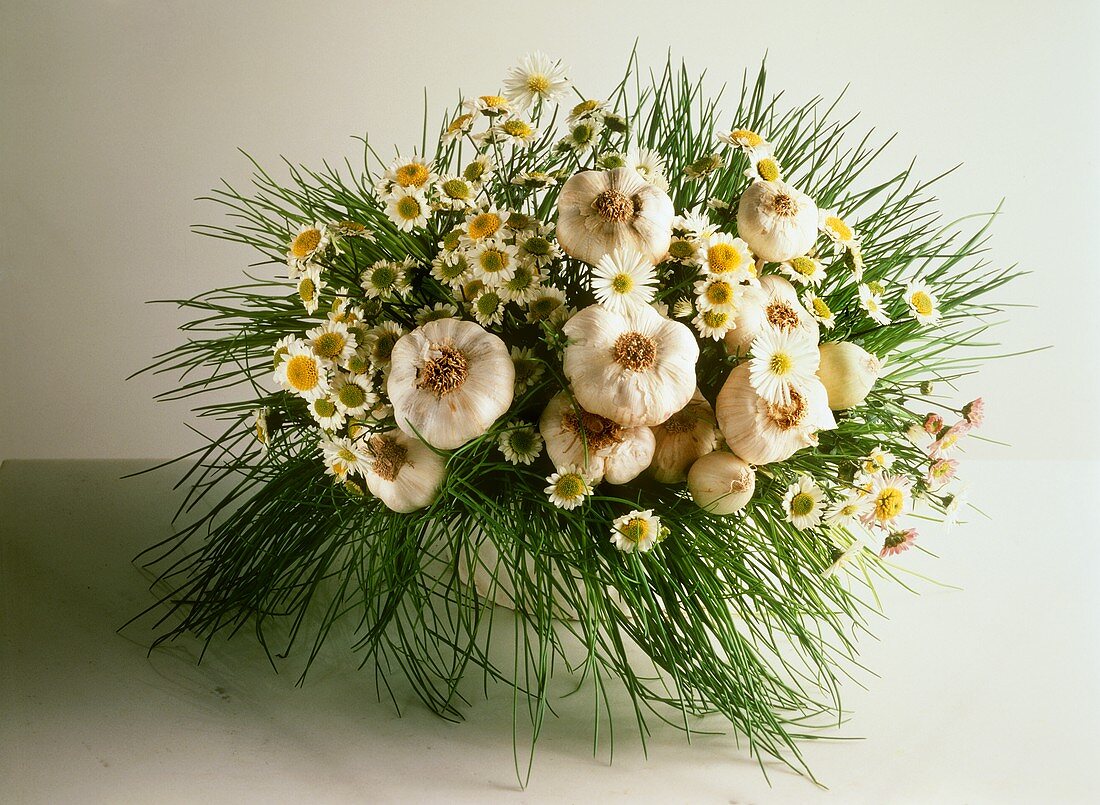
[2,0,1097,460]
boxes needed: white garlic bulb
[724,274,820,354]
[687,451,756,514]
[817,341,881,409]
[362,429,447,513]
[735,180,818,263]
[714,362,836,465]
[648,390,718,483]
[563,303,699,428]
[556,167,675,265]
[387,317,514,450]
[539,392,655,484]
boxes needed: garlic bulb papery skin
[387,317,514,450]
[556,167,675,266]
[724,274,820,354]
[363,429,446,513]
[735,180,819,263]
[817,341,881,410]
[687,451,756,515]
[715,363,836,465]
[563,303,699,428]
[648,390,719,483]
[539,392,655,484]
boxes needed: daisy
[683,152,724,180]
[430,252,472,289]
[717,128,768,150]
[823,541,865,578]
[601,111,628,133]
[666,234,701,265]
[610,509,663,553]
[880,528,918,558]
[744,145,782,183]
[748,327,821,405]
[470,239,518,286]
[692,308,734,340]
[380,155,435,195]
[309,396,346,431]
[329,220,374,241]
[361,259,410,300]
[252,407,272,453]
[385,187,429,231]
[461,154,495,185]
[435,175,479,211]
[567,98,605,124]
[819,208,858,247]
[627,147,666,185]
[928,421,971,459]
[694,275,742,314]
[464,208,504,244]
[296,265,324,314]
[273,339,331,401]
[362,321,407,371]
[962,397,985,427]
[272,335,294,369]
[825,493,873,526]
[561,117,604,154]
[526,286,567,323]
[511,346,546,395]
[463,94,511,118]
[782,475,824,530]
[672,298,695,319]
[286,222,330,272]
[780,255,826,286]
[904,281,941,325]
[845,242,865,280]
[441,112,476,145]
[864,474,912,528]
[502,51,571,109]
[674,211,719,241]
[590,247,657,313]
[515,229,561,267]
[501,263,544,304]
[415,302,460,326]
[330,371,377,417]
[471,287,506,327]
[498,423,544,465]
[802,291,836,329]
[860,446,895,476]
[858,283,891,325]
[943,489,968,530]
[480,117,538,148]
[319,434,371,479]
[926,458,959,491]
[544,466,593,510]
[307,320,357,366]
[701,233,754,280]
[924,412,945,434]
[596,151,628,170]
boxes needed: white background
[1,0,1098,460]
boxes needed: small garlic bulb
[724,274,820,354]
[363,429,447,513]
[687,451,756,514]
[563,303,699,427]
[387,318,514,449]
[539,392,655,484]
[714,363,836,465]
[817,341,881,409]
[735,180,818,263]
[556,167,675,265]
[648,391,718,483]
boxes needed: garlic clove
[363,429,447,513]
[735,180,818,263]
[648,390,719,483]
[687,451,756,514]
[817,341,881,410]
[538,391,654,485]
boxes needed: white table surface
[2,459,1098,803]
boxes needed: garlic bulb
[817,341,881,409]
[735,180,818,263]
[563,303,699,427]
[539,392,654,484]
[387,318,514,449]
[363,429,446,513]
[556,167,675,265]
[687,451,756,514]
[724,274,820,354]
[714,363,836,465]
[648,390,718,483]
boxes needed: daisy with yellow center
[782,475,824,531]
[544,466,593,510]
[274,339,331,401]
[610,509,663,553]
[861,446,895,475]
[502,51,571,109]
[319,434,370,479]
[701,233,754,280]
[385,187,429,232]
[296,265,324,314]
[563,117,604,154]
[674,211,719,241]
[818,208,858,247]
[825,493,873,526]
[361,259,409,300]
[590,247,657,313]
[748,327,821,406]
[904,281,941,325]
[385,156,434,191]
[666,235,701,265]
[464,94,511,117]
[309,395,346,431]
[858,283,891,325]
[471,287,506,327]
[435,175,478,211]
[567,98,605,124]
[717,128,767,150]
[498,423,544,466]
[510,346,546,395]
[464,209,504,243]
[684,152,724,179]
[692,308,734,340]
[286,222,330,273]
[471,239,518,286]
[330,371,377,417]
[329,220,374,242]
[307,320,357,366]
[864,474,911,527]
[627,147,667,186]
[694,276,742,314]
[744,146,783,183]
[780,255,826,286]
[483,116,538,148]
[801,291,836,329]
[442,112,475,144]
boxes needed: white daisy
[819,208,858,247]
[510,346,546,395]
[515,229,561,267]
[461,154,496,185]
[479,117,538,148]
[309,395,346,431]
[846,242,865,281]
[328,220,375,242]
[286,222,330,272]
[441,112,476,145]
[748,327,821,405]
[430,252,472,288]
[802,291,836,329]
[502,51,571,109]
[861,446,895,476]
[590,247,657,313]
[825,493,873,526]
[627,147,666,185]
[463,94,512,118]
[361,259,409,300]
[782,475,824,530]
[904,281,941,325]
[415,302,460,326]
[501,263,545,304]
[385,187,429,231]
[780,255,826,286]
[717,127,768,151]
[692,308,735,340]
[567,98,605,124]
[525,285,567,323]
[319,434,371,479]
[273,339,331,401]
[694,275,742,314]
[858,283,891,325]
[307,320,357,366]
[470,238,518,286]
[561,117,604,154]
[296,265,324,314]
[378,155,436,196]
[822,540,865,578]
[674,211,719,240]
[544,466,593,510]
[463,208,505,244]
[434,175,479,211]
[863,474,912,528]
[700,232,754,280]
[471,286,506,327]
[610,509,663,553]
[330,371,377,417]
[672,298,695,319]
[743,145,782,183]
[498,424,544,465]
[362,321,407,370]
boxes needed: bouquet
[138,51,1015,781]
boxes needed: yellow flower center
[705,281,733,305]
[611,273,634,294]
[556,474,585,499]
[731,129,763,147]
[298,277,316,302]
[790,256,817,276]
[395,163,429,187]
[790,492,815,517]
[286,355,319,392]
[526,74,551,94]
[768,352,792,376]
[911,291,934,315]
[620,517,650,543]
[447,113,474,134]
[291,228,322,258]
[874,488,904,521]
[502,119,532,138]
[463,160,487,182]
[337,446,357,463]
[312,332,346,360]
[338,383,366,408]
[395,196,422,219]
[825,215,853,242]
[757,158,780,181]
[572,99,600,116]
[441,178,471,199]
[708,243,742,273]
[313,398,337,418]
[811,297,832,318]
[468,212,501,240]
[702,310,728,328]
[480,95,507,108]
